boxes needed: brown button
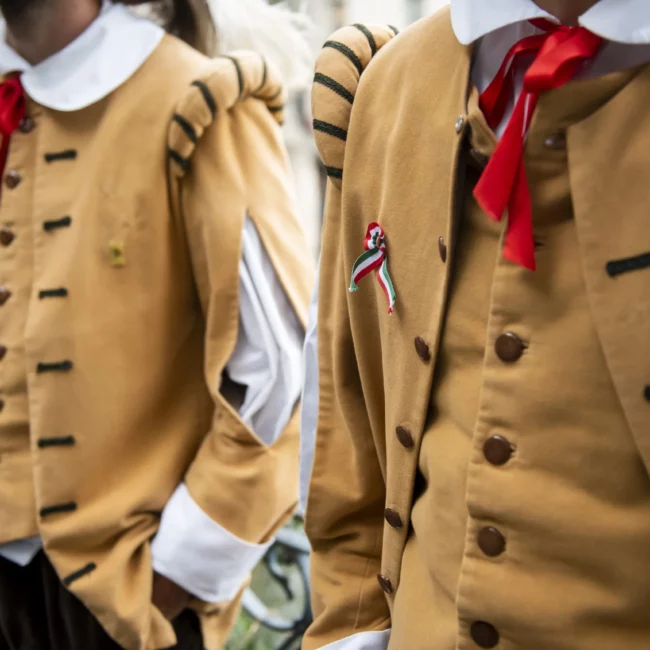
[544,131,566,150]
[0,228,14,247]
[0,346,6,361]
[5,171,21,189]
[414,337,431,363]
[483,435,513,466]
[377,574,393,594]
[478,527,506,557]
[0,288,11,306]
[384,508,403,529]
[19,116,35,134]
[495,332,526,363]
[396,425,414,449]
[0,399,4,413]
[471,622,500,648]
[438,236,447,263]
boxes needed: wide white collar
[451,0,650,46]
[0,1,164,111]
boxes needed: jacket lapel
[569,64,650,471]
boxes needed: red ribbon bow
[0,76,25,193]
[473,19,603,271]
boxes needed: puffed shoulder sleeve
[311,24,397,189]
[302,25,398,650]
[164,51,313,561]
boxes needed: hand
[152,572,192,621]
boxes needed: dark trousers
[0,552,204,650]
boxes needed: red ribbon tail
[474,145,520,223]
[474,93,531,223]
[502,161,536,271]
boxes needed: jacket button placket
[31,128,80,549]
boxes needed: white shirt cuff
[0,536,43,566]
[151,484,273,603]
[319,630,391,650]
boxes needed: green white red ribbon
[349,222,396,314]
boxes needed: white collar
[0,1,164,112]
[451,0,650,46]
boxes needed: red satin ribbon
[474,19,603,271]
[0,76,25,196]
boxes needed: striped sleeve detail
[313,73,355,105]
[353,24,378,56]
[323,40,364,75]
[191,80,217,118]
[168,148,190,173]
[222,55,245,99]
[172,114,198,144]
[312,24,398,189]
[169,51,287,178]
[313,120,348,142]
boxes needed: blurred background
[224,2,448,649]
[277,0,450,260]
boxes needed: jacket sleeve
[302,25,399,650]
[151,215,305,603]
[160,51,313,592]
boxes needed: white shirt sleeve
[317,631,391,650]
[299,260,319,515]
[151,216,305,603]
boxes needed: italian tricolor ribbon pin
[349,222,396,314]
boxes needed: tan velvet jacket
[304,10,650,649]
[0,36,312,650]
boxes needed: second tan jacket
[304,10,650,650]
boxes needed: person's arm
[151,216,304,606]
[302,25,398,650]
[151,52,313,612]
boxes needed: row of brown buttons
[470,331,524,646]
[470,332,524,647]
[0,118,35,414]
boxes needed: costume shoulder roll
[166,48,312,327]
[302,24,400,650]
[311,24,398,189]
[168,50,287,177]
[156,46,312,585]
